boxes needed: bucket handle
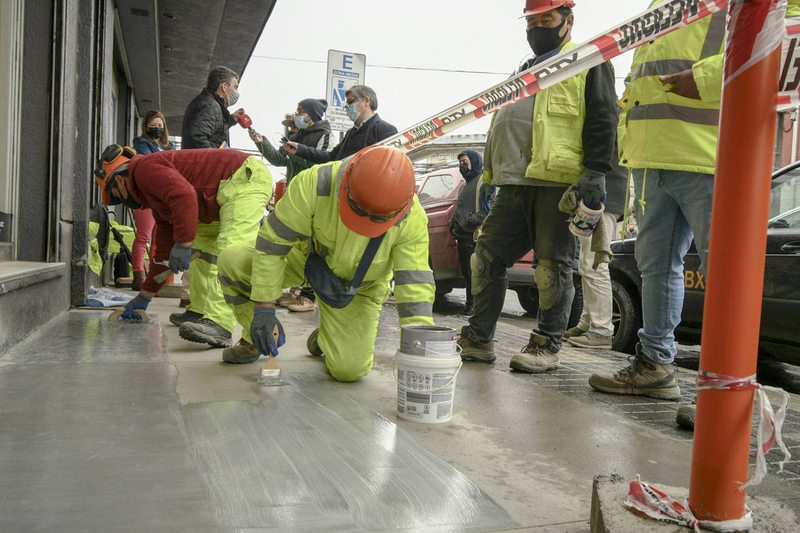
[408,341,462,357]
[393,357,463,393]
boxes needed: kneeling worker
[217,145,435,382]
[94,145,273,346]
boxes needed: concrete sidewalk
[1,294,798,532]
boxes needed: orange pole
[689,0,783,523]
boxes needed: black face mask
[459,164,471,178]
[119,194,141,210]
[147,127,163,140]
[527,17,567,56]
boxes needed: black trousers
[455,238,476,308]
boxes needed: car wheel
[515,287,539,315]
[611,279,641,354]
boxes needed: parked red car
[417,167,539,313]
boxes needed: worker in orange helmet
[217,145,435,382]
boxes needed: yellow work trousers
[187,157,272,332]
[218,243,390,382]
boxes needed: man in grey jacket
[457,1,617,373]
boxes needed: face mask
[527,17,567,56]
[147,127,163,139]
[294,115,308,130]
[346,101,361,122]
[120,194,141,210]
[227,86,240,107]
[459,164,471,178]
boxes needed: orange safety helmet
[523,0,575,17]
[338,145,415,238]
[93,144,137,205]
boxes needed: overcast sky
[228,0,646,176]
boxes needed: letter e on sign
[343,54,353,70]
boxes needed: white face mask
[227,85,240,107]
[294,115,308,130]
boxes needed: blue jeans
[633,169,714,364]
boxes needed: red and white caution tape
[382,0,728,153]
[778,16,800,109]
[725,0,786,84]
[626,477,702,531]
[696,370,792,490]
[626,476,755,532]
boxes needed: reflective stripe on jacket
[251,159,435,325]
[619,2,725,174]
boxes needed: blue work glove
[578,169,606,210]
[168,243,193,274]
[121,292,151,320]
[250,307,286,356]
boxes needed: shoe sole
[460,353,496,364]
[287,306,315,312]
[222,350,261,364]
[566,338,612,349]
[179,326,232,348]
[509,360,559,373]
[588,377,681,400]
[169,314,202,327]
[307,330,324,357]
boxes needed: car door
[761,164,800,361]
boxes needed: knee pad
[534,261,561,311]
[470,246,505,296]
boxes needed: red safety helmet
[339,145,415,238]
[93,144,137,205]
[523,0,575,17]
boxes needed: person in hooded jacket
[249,98,331,185]
[449,150,494,315]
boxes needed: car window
[420,173,455,198]
[769,166,800,227]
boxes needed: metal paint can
[400,325,457,357]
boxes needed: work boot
[179,318,232,348]
[509,333,560,373]
[222,338,261,364]
[131,271,146,292]
[676,404,696,429]
[306,328,323,357]
[276,291,294,308]
[287,294,316,312]
[563,325,588,339]
[169,309,202,327]
[566,331,613,350]
[588,346,681,400]
[457,333,496,363]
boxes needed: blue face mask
[345,101,361,122]
[294,115,308,130]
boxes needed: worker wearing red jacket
[93,145,273,347]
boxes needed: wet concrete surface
[1,288,798,531]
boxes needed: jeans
[463,185,575,351]
[633,169,714,364]
[577,211,618,336]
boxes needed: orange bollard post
[689,0,785,526]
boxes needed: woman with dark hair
[130,110,175,290]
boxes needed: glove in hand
[121,292,151,320]
[169,243,193,274]
[250,307,286,356]
[578,170,606,210]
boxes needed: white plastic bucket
[396,351,462,424]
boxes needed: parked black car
[607,161,800,362]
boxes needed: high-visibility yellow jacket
[619,1,726,174]
[790,0,800,17]
[525,41,589,185]
[250,159,435,326]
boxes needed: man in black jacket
[182,65,245,149]
[449,150,493,315]
[284,85,397,162]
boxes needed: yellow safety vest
[525,41,589,185]
[250,159,435,325]
[619,1,726,174]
